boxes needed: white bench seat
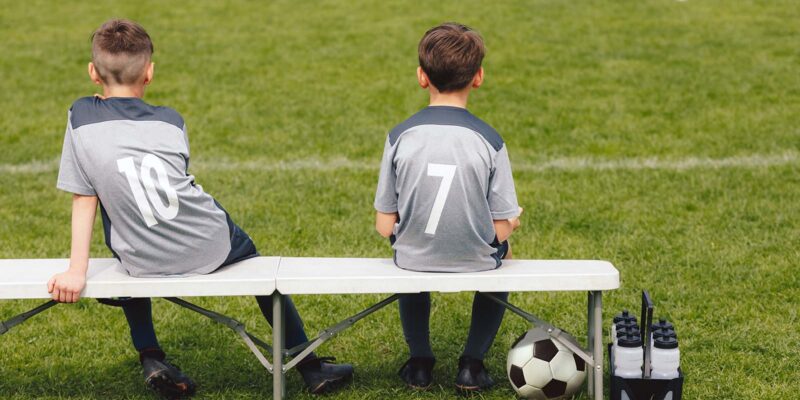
[0,257,279,299]
[276,257,619,294]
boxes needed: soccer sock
[399,292,434,358]
[255,295,313,355]
[462,292,509,360]
[117,298,162,353]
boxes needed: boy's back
[375,105,518,272]
[58,96,231,277]
[375,23,522,393]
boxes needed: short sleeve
[488,145,520,219]
[373,136,398,213]
[56,114,95,195]
[182,124,191,171]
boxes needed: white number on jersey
[117,155,180,227]
[425,163,457,235]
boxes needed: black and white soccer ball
[507,327,587,399]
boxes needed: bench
[0,257,619,399]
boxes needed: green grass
[1,0,799,399]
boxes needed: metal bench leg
[0,300,58,335]
[587,292,595,397]
[589,291,603,400]
[273,292,285,400]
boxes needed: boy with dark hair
[48,19,353,398]
[374,23,522,393]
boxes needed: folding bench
[274,257,620,400]
[0,257,619,400]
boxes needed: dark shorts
[215,201,260,269]
[491,237,510,261]
[389,234,510,268]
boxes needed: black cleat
[454,356,495,395]
[296,356,354,394]
[142,356,196,399]
[398,357,435,390]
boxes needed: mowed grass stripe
[2,150,798,175]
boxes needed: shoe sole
[146,371,196,399]
[309,372,354,395]
[405,382,433,391]
[455,383,487,396]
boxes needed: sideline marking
[2,152,797,175]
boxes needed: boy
[48,19,353,398]
[374,23,522,393]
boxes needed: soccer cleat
[296,356,354,394]
[398,357,435,390]
[454,356,495,394]
[142,355,197,399]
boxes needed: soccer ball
[507,327,587,399]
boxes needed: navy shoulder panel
[387,106,504,151]
[462,112,504,151]
[69,97,184,130]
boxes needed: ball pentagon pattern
[506,327,587,399]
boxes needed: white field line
[1,152,798,175]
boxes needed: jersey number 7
[425,163,457,235]
[117,155,180,228]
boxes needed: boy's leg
[398,292,435,358]
[254,295,310,350]
[254,295,353,394]
[99,298,195,397]
[217,205,313,353]
[462,240,511,360]
[119,298,162,355]
[96,297,161,356]
[398,292,436,389]
[455,240,511,393]
[217,204,353,393]
[461,291,509,359]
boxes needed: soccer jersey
[374,106,520,272]
[57,97,231,278]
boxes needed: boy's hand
[47,269,87,303]
[509,207,523,230]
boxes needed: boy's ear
[143,62,154,86]
[88,62,103,85]
[471,67,484,89]
[417,66,430,89]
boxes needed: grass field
[1,1,799,399]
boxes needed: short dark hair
[418,23,485,93]
[91,19,154,85]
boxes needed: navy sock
[399,292,434,358]
[115,298,161,352]
[462,292,509,360]
[255,295,313,355]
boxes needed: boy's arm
[493,207,523,242]
[48,194,97,303]
[488,144,522,242]
[375,211,399,238]
[374,136,399,237]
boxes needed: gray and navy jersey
[374,106,520,272]
[56,97,231,277]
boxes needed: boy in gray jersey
[374,23,522,393]
[48,19,353,398]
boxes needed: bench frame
[1,260,611,400]
[268,290,606,400]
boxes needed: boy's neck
[101,84,146,99]
[428,87,470,109]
